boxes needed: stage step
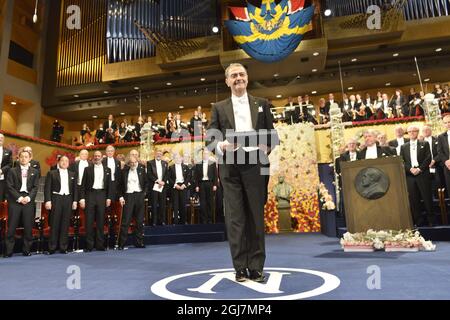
[337,226,450,241]
[129,223,227,245]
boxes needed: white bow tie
[235,97,247,104]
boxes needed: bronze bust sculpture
[273,175,293,208]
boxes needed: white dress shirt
[349,151,357,161]
[107,157,116,181]
[424,136,434,159]
[20,165,28,193]
[343,100,349,110]
[424,136,435,173]
[382,100,390,113]
[202,161,209,180]
[155,159,163,181]
[78,160,89,185]
[0,146,4,180]
[58,169,70,195]
[231,93,258,152]
[396,137,405,156]
[410,140,419,168]
[126,167,142,193]
[92,164,104,189]
[175,164,184,184]
[365,145,378,159]
[108,120,113,128]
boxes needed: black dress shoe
[59,250,69,254]
[45,250,55,255]
[135,244,146,248]
[23,252,32,257]
[117,246,124,250]
[96,247,106,251]
[249,270,266,283]
[83,248,93,253]
[235,269,248,282]
[3,253,13,258]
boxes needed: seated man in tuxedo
[4,149,40,257]
[44,155,78,254]
[103,114,118,144]
[194,148,217,224]
[400,125,434,226]
[358,129,395,159]
[283,96,296,124]
[388,126,409,156]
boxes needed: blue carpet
[0,233,449,300]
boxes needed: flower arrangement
[264,195,279,234]
[290,190,321,233]
[340,229,436,252]
[45,149,76,167]
[318,183,336,211]
[264,123,321,233]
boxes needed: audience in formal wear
[0,134,13,203]
[388,126,410,156]
[44,155,78,254]
[4,149,40,257]
[400,125,434,226]
[117,154,148,249]
[169,153,191,225]
[79,151,112,252]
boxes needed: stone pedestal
[278,206,293,233]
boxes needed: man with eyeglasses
[400,125,433,227]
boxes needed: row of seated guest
[77,109,210,146]
[0,142,222,257]
[79,115,145,146]
[335,120,450,228]
[278,84,449,125]
[164,109,209,139]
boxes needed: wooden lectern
[341,157,413,233]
